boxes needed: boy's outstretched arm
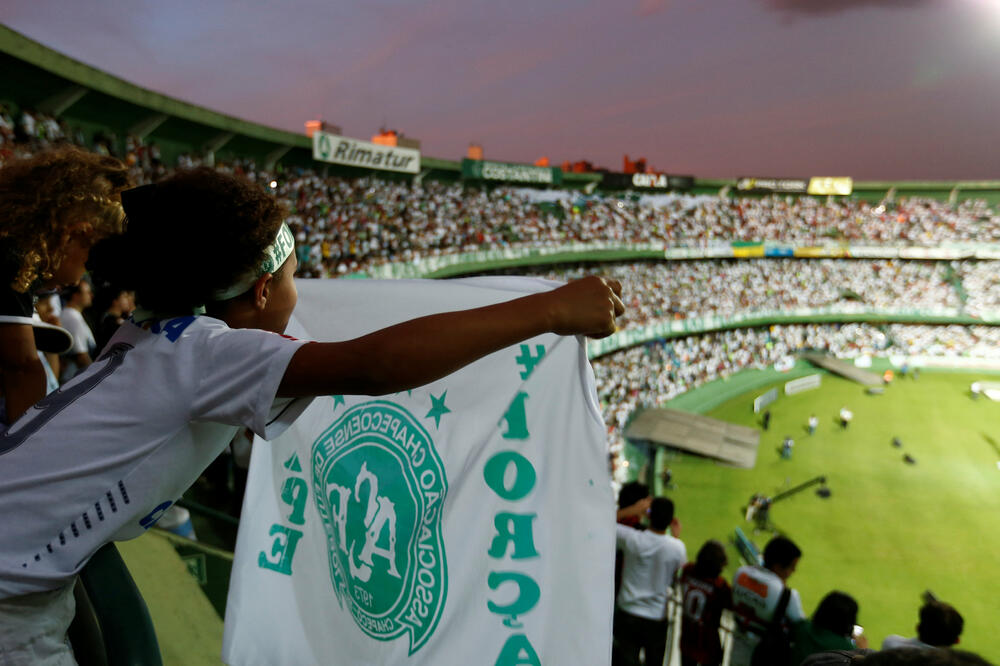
[278,276,624,398]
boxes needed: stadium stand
[623,408,760,468]
[800,352,884,386]
[3,23,1000,665]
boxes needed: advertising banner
[462,159,562,185]
[732,243,765,258]
[601,172,694,191]
[735,177,808,194]
[224,278,613,666]
[313,130,420,174]
[764,246,795,258]
[807,177,853,196]
[784,374,821,396]
[753,388,778,414]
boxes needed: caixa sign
[632,173,668,188]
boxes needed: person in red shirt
[679,540,732,666]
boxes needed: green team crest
[311,400,448,655]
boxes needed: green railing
[77,543,163,665]
[354,241,1000,280]
[586,307,1000,359]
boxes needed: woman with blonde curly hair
[0,147,130,425]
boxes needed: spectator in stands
[59,280,96,382]
[0,147,129,424]
[615,482,651,602]
[613,496,687,666]
[617,481,651,529]
[92,282,134,352]
[0,168,624,662]
[0,104,14,149]
[678,539,732,666]
[730,536,806,666]
[800,647,992,666]
[790,591,867,665]
[882,600,964,651]
[32,295,64,392]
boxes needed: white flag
[223,277,614,666]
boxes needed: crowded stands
[4,103,997,665]
[5,124,1000,469]
[3,113,1000,280]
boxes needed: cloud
[763,0,930,16]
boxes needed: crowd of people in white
[506,259,997,326]
[4,110,1000,273]
[273,182,1000,278]
[5,113,1000,463]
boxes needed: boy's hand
[544,276,624,339]
[616,496,652,521]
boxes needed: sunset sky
[3,0,999,179]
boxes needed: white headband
[211,223,295,301]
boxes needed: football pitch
[647,370,1000,659]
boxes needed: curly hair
[88,168,285,313]
[0,146,130,292]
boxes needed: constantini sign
[313,130,420,174]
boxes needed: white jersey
[616,524,687,620]
[0,315,311,598]
[729,565,805,666]
[59,306,97,381]
[60,306,95,356]
[882,635,933,650]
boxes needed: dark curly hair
[0,147,130,292]
[88,168,285,313]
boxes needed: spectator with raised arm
[613,496,686,666]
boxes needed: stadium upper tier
[266,177,1000,278]
[489,258,997,325]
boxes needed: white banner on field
[223,277,614,666]
[312,130,420,174]
[784,374,821,396]
[753,388,778,413]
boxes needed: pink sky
[2,0,999,179]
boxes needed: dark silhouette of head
[917,600,964,647]
[618,481,649,509]
[811,591,859,638]
[693,540,728,579]
[762,536,802,580]
[649,497,674,531]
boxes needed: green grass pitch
[649,371,1000,659]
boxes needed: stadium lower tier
[591,323,1000,482]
